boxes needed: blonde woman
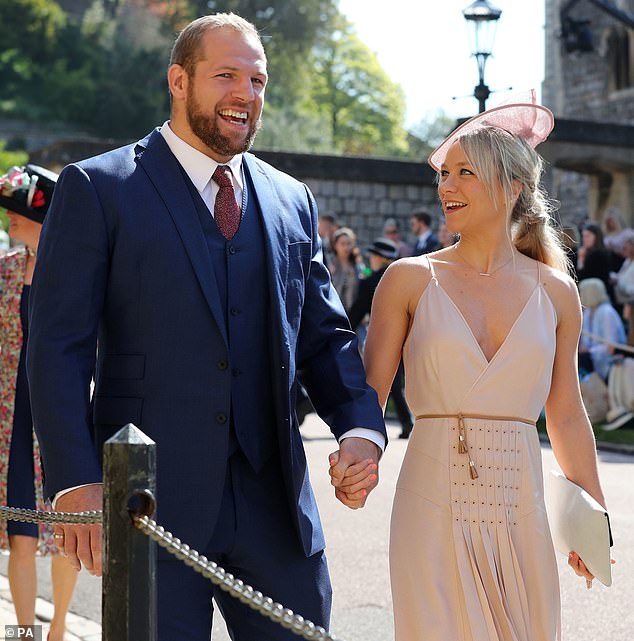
[358,95,607,641]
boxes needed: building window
[607,26,634,91]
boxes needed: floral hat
[0,164,58,224]
[428,90,555,172]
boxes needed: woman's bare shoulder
[539,262,581,321]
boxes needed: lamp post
[463,0,502,113]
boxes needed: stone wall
[29,142,442,251]
[255,151,441,249]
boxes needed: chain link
[0,506,102,525]
[1,506,343,641]
[133,514,342,641]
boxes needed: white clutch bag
[547,471,613,587]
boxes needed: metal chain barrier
[0,506,102,525]
[0,506,342,641]
[132,514,340,641]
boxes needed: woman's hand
[568,551,594,588]
[568,551,616,589]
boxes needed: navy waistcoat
[182,167,276,471]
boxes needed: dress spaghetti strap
[426,254,437,282]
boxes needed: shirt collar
[160,121,244,192]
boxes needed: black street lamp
[463,0,502,113]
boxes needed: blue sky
[338,0,546,127]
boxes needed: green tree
[311,17,408,156]
[406,109,457,161]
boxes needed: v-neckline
[434,279,541,366]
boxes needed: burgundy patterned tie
[212,165,241,240]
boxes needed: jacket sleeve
[27,164,109,499]
[295,186,386,443]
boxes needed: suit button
[229,246,237,255]
[230,308,241,316]
[217,360,228,370]
[216,413,227,424]
[232,368,241,377]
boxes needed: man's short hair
[170,13,264,76]
[411,210,432,227]
[319,214,337,225]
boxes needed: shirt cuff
[52,483,103,510]
[339,428,386,452]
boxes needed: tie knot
[212,165,233,188]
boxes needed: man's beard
[186,85,261,158]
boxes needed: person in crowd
[611,233,634,345]
[26,14,385,641]
[317,213,338,267]
[358,94,607,640]
[602,207,631,257]
[410,209,440,255]
[437,221,457,248]
[348,238,413,439]
[0,165,77,641]
[382,218,412,258]
[578,278,626,380]
[329,226,364,313]
[577,222,617,305]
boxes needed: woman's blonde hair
[459,127,570,273]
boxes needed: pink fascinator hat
[428,89,554,172]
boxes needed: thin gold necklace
[454,245,514,277]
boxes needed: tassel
[458,414,478,478]
[457,415,468,453]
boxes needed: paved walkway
[0,416,632,640]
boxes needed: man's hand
[53,484,103,576]
[329,437,380,509]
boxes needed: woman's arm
[363,260,428,410]
[545,275,606,508]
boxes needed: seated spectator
[578,278,626,380]
[382,218,412,258]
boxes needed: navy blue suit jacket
[27,129,386,557]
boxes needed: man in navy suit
[410,209,440,256]
[27,13,386,641]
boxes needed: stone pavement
[0,573,101,641]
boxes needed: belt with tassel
[414,413,537,480]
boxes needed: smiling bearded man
[27,11,386,641]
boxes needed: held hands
[328,437,380,509]
[53,484,103,577]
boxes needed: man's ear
[167,64,188,101]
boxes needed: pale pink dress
[390,258,561,641]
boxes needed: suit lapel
[244,155,290,347]
[135,129,229,347]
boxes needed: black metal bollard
[103,424,157,641]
